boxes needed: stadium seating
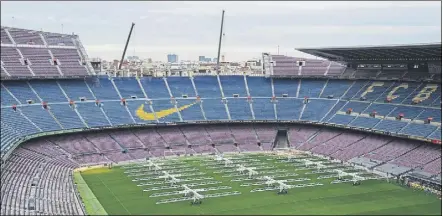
[1,26,91,77]
[2,26,441,216]
[1,75,441,153]
[1,123,441,215]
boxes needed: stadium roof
[295,43,442,63]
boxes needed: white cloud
[2,1,441,61]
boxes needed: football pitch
[75,153,441,215]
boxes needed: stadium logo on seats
[136,103,195,120]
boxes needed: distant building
[147,58,153,63]
[199,56,206,62]
[213,58,218,62]
[127,56,139,60]
[167,54,178,63]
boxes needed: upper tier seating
[1,26,90,77]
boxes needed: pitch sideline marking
[97,175,132,215]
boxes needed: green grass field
[77,153,441,215]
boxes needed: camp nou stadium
[0,13,442,216]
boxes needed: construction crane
[119,22,135,70]
[216,10,225,74]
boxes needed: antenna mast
[119,22,135,70]
[216,10,225,74]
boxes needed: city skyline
[1,1,441,61]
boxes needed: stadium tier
[0,26,441,215]
[1,26,93,78]
[1,76,441,154]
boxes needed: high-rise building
[167,54,178,63]
[199,56,206,62]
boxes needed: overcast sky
[1,1,441,61]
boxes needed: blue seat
[227,98,253,120]
[276,99,303,120]
[301,99,336,121]
[349,117,381,128]
[75,102,110,127]
[416,108,442,122]
[401,123,437,137]
[376,82,421,103]
[0,124,21,152]
[193,76,222,98]
[49,104,85,129]
[428,128,442,140]
[150,100,180,122]
[341,101,370,113]
[85,78,120,100]
[322,101,347,121]
[139,77,170,99]
[252,98,275,120]
[127,100,156,124]
[2,81,39,104]
[298,79,325,98]
[388,106,424,119]
[402,84,441,105]
[177,99,204,121]
[414,85,441,106]
[202,99,228,120]
[328,114,355,125]
[320,80,353,98]
[1,108,40,135]
[352,81,392,100]
[1,85,18,106]
[28,80,67,102]
[113,77,145,99]
[247,76,272,97]
[374,120,408,133]
[167,77,196,98]
[102,101,134,125]
[273,78,299,97]
[58,79,94,101]
[362,103,396,116]
[219,76,247,97]
[19,105,62,131]
[341,80,368,100]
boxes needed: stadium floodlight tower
[181,185,204,205]
[159,171,181,186]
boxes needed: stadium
[1,10,442,216]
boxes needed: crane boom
[119,22,135,70]
[216,10,225,74]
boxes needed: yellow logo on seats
[136,103,195,120]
